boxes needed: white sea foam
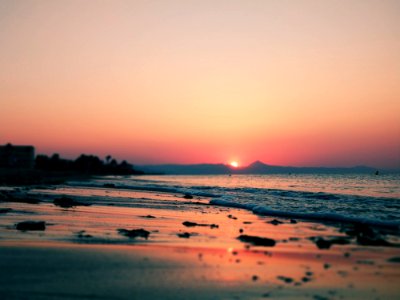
[69,173,400,227]
[210,198,400,229]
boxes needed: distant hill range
[138,161,394,175]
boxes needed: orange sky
[1,0,399,168]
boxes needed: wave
[185,184,400,203]
[210,197,400,230]
[69,177,400,228]
[68,181,219,198]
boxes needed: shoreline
[1,182,400,299]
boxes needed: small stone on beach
[182,221,198,227]
[277,276,293,284]
[141,215,156,218]
[118,228,150,239]
[387,257,400,263]
[311,237,351,250]
[177,232,191,238]
[53,196,88,208]
[268,219,283,226]
[238,235,276,247]
[77,230,92,238]
[182,221,219,229]
[16,220,46,231]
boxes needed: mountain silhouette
[138,161,384,175]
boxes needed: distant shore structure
[0,143,35,169]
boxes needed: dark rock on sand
[313,238,331,249]
[228,214,237,220]
[302,277,311,283]
[16,221,46,231]
[343,223,399,247]
[177,232,191,238]
[268,219,283,226]
[53,196,89,208]
[277,276,294,284]
[77,230,92,238]
[342,224,364,237]
[305,271,313,276]
[182,221,199,227]
[312,237,351,249]
[141,215,156,218]
[387,257,400,263]
[356,235,394,247]
[238,235,276,247]
[342,223,376,237]
[290,219,297,224]
[183,194,193,199]
[182,221,219,229]
[117,228,150,239]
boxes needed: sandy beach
[1,182,400,300]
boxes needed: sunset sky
[1,0,399,168]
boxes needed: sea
[73,173,400,229]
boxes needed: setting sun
[230,161,239,168]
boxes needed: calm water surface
[138,174,400,198]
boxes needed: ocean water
[76,173,400,228]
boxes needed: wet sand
[1,186,400,299]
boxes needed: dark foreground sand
[1,186,400,299]
[0,243,296,300]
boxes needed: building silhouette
[0,144,35,169]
